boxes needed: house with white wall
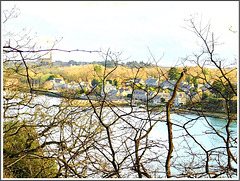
[151,92,171,104]
[101,81,117,96]
[132,90,156,102]
[52,78,65,90]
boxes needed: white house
[151,91,187,105]
[133,90,156,102]
[151,92,171,104]
[101,82,117,96]
[135,78,145,85]
[132,90,147,101]
[52,78,65,90]
[106,90,120,100]
[161,80,194,94]
[170,91,187,105]
[79,81,92,91]
[179,83,194,94]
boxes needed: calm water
[6,95,237,177]
[34,95,238,155]
[150,113,237,149]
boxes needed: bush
[3,120,58,178]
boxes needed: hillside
[34,64,237,85]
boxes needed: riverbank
[173,108,237,120]
[34,91,237,120]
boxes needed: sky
[2,1,239,67]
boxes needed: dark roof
[145,78,158,84]
[108,90,118,95]
[133,90,146,94]
[54,78,63,83]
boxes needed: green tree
[147,87,154,91]
[212,80,236,99]
[185,75,191,83]
[113,78,119,87]
[3,120,58,178]
[192,77,198,87]
[46,74,58,81]
[168,67,181,81]
[203,69,208,75]
[91,78,100,87]
[94,64,102,74]
[127,94,132,98]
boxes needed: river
[35,95,238,177]
[4,94,238,178]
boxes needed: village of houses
[49,76,211,107]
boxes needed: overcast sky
[2,1,238,67]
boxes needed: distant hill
[34,62,237,86]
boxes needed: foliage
[203,69,208,75]
[127,94,132,98]
[211,80,237,99]
[185,75,192,83]
[192,76,198,87]
[201,92,211,100]
[91,78,101,87]
[113,78,119,87]
[46,74,59,81]
[76,89,85,95]
[3,120,58,178]
[168,67,181,81]
[94,64,102,73]
[147,87,154,91]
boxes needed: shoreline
[36,92,237,120]
[174,108,237,120]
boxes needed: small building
[133,90,147,101]
[135,78,145,85]
[145,78,160,87]
[187,92,202,102]
[126,78,145,86]
[106,90,120,100]
[161,80,194,94]
[179,83,194,94]
[151,92,171,104]
[79,81,92,91]
[133,90,156,102]
[119,88,132,97]
[151,91,187,105]
[161,80,176,90]
[170,91,187,105]
[101,81,117,96]
[52,78,65,90]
